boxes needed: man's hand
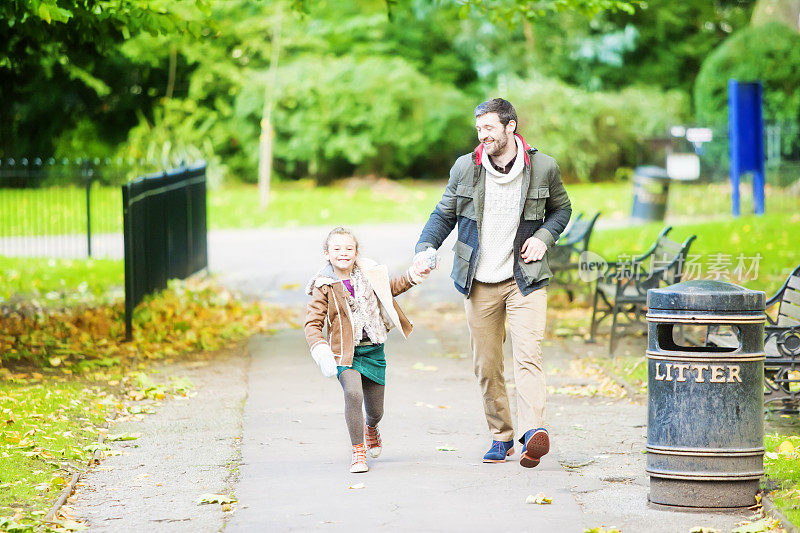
[521,236,547,263]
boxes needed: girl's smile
[325,234,358,277]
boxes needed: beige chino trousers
[465,279,547,442]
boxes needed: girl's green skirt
[337,343,386,385]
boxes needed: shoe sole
[350,464,369,473]
[520,431,549,468]
[482,447,514,463]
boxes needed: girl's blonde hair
[323,226,359,252]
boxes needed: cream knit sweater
[474,136,524,283]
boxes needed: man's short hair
[474,98,517,133]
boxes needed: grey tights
[338,369,385,445]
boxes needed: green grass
[764,434,800,527]
[2,178,795,236]
[592,354,648,395]
[0,184,122,236]
[0,257,123,306]
[589,211,800,293]
[207,179,445,228]
[567,180,798,223]
[0,375,114,520]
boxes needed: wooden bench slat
[708,332,739,349]
[780,300,800,319]
[784,289,800,307]
[656,239,682,253]
[788,275,800,291]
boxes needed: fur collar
[304,257,379,295]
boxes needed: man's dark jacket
[415,134,572,298]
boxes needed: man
[415,98,571,468]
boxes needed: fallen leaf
[731,518,769,533]
[778,440,795,455]
[55,519,88,531]
[436,445,457,452]
[412,362,437,372]
[197,493,236,505]
[689,527,720,533]
[526,492,552,505]
[348,483,366,489]
[106,433,140,441]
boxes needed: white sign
[686,128,713,143]
[666,153,700,180]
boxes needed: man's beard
[484,131,509,156]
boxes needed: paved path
[69,224,755,532]
[225,317,750,532]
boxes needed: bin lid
[648,280,765,311]
[634,166,670,180]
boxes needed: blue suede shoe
[483,439,514,463]
[519,428,550,468]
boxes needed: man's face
[476,112,515,156]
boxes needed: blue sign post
[728,80,765,216]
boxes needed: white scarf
[347,266,389,345]
[481,135,525,185]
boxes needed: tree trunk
[258,5,284,209]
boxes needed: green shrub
[503,76,688,181]
[694,22,800,127]
[233,55,474,182]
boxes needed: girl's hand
[413,256,433,276]
[311,344,338,378]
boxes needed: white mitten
[311,343,338,378]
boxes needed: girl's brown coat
[304,257,415,367]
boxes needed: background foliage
[5,0,799,184]
[694,21,800,127]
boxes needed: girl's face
[324,234,358,274]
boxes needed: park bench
[549,212,601,300]
[706,263,800,409]
[589,226,697,355]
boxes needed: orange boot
[365,424,382,458]
[350,443,368,473]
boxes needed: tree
[694,21,800,126]
[513,0,754,94]
[0,0,210,156]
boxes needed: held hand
[413,247,439,272]
[410,248,438,283]
[412,256,432,277]
[521,236,547,263]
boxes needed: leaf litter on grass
[0,278,294,527]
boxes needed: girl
[304,227,432,473]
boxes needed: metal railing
[0,157,200,259]
[123,165,208,339]
[695,122,800,187]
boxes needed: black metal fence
[645,122,800,214]
[696,122,800,187]
[123,165,208,339]
[0,157,198,259]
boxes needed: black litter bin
[632,166,670,221]
[645,280,766,508]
